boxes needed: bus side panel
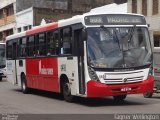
[16,59,26,87]
[6,60,15,84]
[26,58,60,93]
[58,57,79,96]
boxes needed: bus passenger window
[47,30,59,56]
[6,41,13,59]
[61,27,72,55]
[19,37,27,57]
[37,33,46,56]
[27,36,35,57]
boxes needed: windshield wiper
[100,26,121,50]
[128,25,136,44]
[120,25,137,52]
[113,28,121,51]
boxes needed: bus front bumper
[87,76,154,98]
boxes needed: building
[16,7,80,33]
[0,0,127,41]
[127,0,160,47]
[0,0,16,41]
[16,0,127,13]
[16,0,68,12]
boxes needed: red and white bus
[6,13,153,102]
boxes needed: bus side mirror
[82,28,87,41]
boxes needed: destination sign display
[85,14,146,25]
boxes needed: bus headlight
[88,67,100,82]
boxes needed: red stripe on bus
[26,22,58,36]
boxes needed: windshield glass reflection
[87,27,152,68]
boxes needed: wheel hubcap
[22,81,26,90]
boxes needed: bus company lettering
[39,61,53,75]
[107,17,141,24]
[107,17,128,23]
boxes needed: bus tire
[62,81,74,102]
[0,77,2,81]
[143,92,153,98]
[21,74,29,94]
[113,95,127,102]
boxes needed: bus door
[153,48,160,91]
[12,42,18,84]
[73,25,85,95]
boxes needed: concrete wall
[16,7,33,32]
[16,0,68,12]
[16,0,126,13]
[71,0,114,12]
[33,8,76,26]
[0,0,16,9]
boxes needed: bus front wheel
[143,92,153,98]
[63,82,74,102]
[21,74,29,94]
[113,95,127,102]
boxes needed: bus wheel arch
[21,73,29,94]
[60,74,74,102]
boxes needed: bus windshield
[87,27,152,69]
[0,45,5,68]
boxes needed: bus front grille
[104,76,144,84]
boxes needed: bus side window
[36,33,46,56]
[47,31,53,56]
[47,30,59,56]
[27,36,35,57]
[60,27,72,55]
[6,41,13,59]
[54,31,59,55]
[19,37,27,57]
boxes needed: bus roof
[6,31,26,41]
[26,22,58,36]
[84,12,144,17]
[6,13,146,41]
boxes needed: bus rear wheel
[62,82,74,102]
[21,74,29,94]
[113,95,127,102]
[0,77,2,81]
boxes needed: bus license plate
[121,87,131,92]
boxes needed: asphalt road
[0,78,160,114]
